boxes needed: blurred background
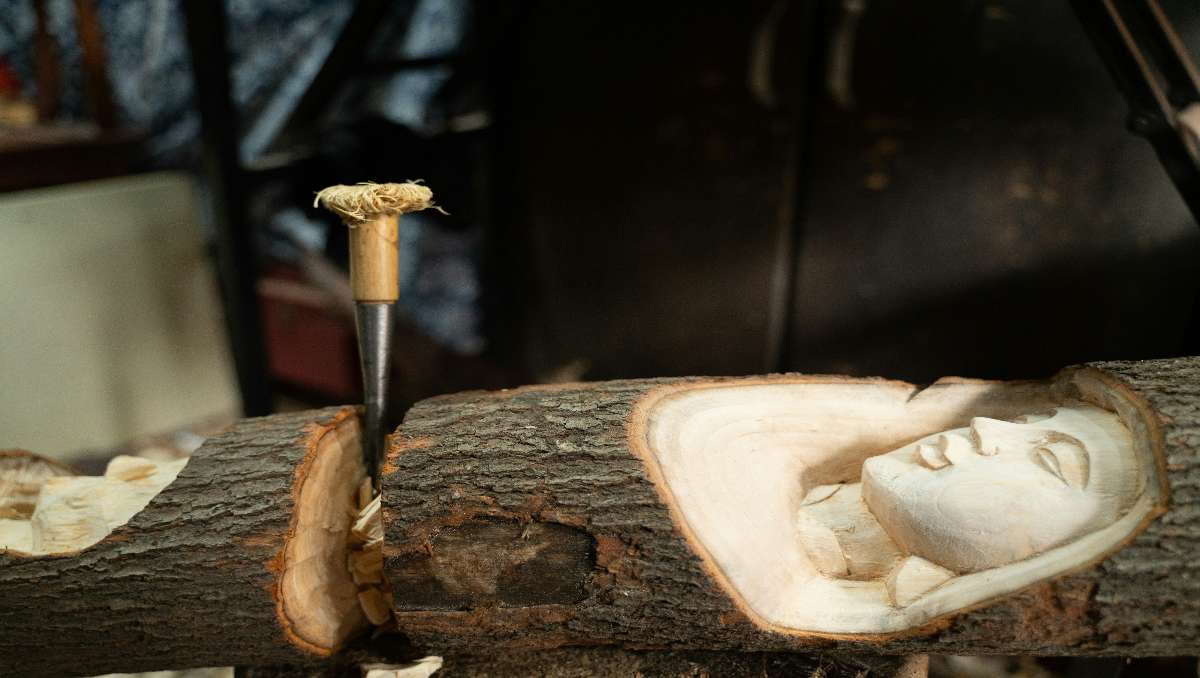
[1,1,1198,468]
[2,1,1200,675]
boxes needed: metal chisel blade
[355,302,394,489]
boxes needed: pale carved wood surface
[642,382,1159,634]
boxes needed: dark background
[3,0,1198,411]
[493,0,1199,385]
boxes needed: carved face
[861,406,1139,573]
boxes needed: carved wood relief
[639,375,1162,635]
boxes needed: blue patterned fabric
[0,0,481,354]
[0,0,356,163]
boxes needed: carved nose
[969,417,1041,456]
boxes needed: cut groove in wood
[277,415,371,653]
[636,375,1162,635]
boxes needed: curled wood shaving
[314,181,444,225]
[2,455,188,555]
[0,450,75,520]
[348,488,393,626]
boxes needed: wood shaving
[348,490,393,625]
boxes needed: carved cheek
[861,456,938,529]
[926,467,1095,570]
[933,476,1033,536]
[861,454,923,491]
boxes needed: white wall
[0,173,239,461]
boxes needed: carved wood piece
[383,358,1187,655]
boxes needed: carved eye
[1033,439,1090,489]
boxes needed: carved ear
[1034,440,1090,489]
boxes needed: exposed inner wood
[637,377,1163,635]
[278,416,371,652]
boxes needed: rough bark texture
[243,646,921,678]
[1060,359,1200,652]
[437,649,923,678]
[382,357,1200,656]
[0,406,358,678]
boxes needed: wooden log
[0,406,369,678]
[382,357,1198,656]
[1,409,899,678]
[3,357,1197,674]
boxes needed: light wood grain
[348,215,400,302]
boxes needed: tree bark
[0,406,365,678]
[382,357,1200,656]
[244,649,924,678]
[436,649,925,678]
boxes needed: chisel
[315,181,439,488]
